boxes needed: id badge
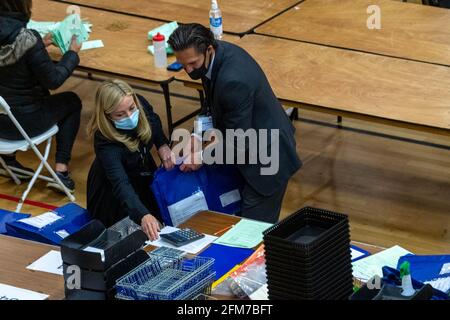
[194,115,214,133]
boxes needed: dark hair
[0,0,33,19]
[168,23,218,54]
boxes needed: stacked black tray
[263,207,354,300]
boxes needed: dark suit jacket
[203,40,302,196]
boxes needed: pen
[213,224,234,236]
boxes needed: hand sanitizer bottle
[153,33,167,68]
[400,261,416,297]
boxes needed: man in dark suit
[169,23,301,223]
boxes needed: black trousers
[241,180,289,224]
[0,92,82,165]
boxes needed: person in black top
[0,0,82,192]
[86,79,175,241]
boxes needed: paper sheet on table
[167,191,208,227]
[81,40,104,51]
[214,219,273,249]
[0,284,49,300]
[26,250,63,276]
[352,245,413,282]
[18,212,61,229]
[145,226,217,254]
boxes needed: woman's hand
[69,35,82,53]
[43,33,54,47]
[141,214,161,241]
[158,144,175,170]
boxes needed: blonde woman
[86,79,174,241]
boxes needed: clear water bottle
[153,32,167,68]
[210,0,223,40]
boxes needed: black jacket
[87,95,169,227]
[203,41,302,196]
[0,12,79,112]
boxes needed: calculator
[160,228,205,247]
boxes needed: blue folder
[151,164,244,226]
[0,209,30,234]
[198,243,254,280]
[5,203,92,245]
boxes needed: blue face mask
[114,109,140,130]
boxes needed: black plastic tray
[265,263,353,290]
[265,249,352,275]
[263,223,350,254]
[267,281,353,300]
[263,207,349,251]
[62,249,150,291]
[264,235,351,263]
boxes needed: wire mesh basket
[115,254,215,300]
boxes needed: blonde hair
[87,79,152,152]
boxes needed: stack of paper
[27,14,91,54]
[28,19,92,39]
[51,14,90,54]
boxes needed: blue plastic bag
[398,254,450,282]
[382,266,449,300]
[151,164,244,226]
[5,203,92,245]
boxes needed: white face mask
[113,109,140,130]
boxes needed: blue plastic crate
[115,254,215,300]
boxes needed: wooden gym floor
[0,73,449,254]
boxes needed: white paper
[167,191,209,227]
[352,245,413,282]
[351,247,367,261]
[249,284,269,300]
[26,250,63,276]
[81,39,104,51]
[55,229,70,239]
[145,226,217,255]
[424,277,450,293]
[219,189,241,208]
[18,212,61,229]
[0,284,49,300]
[83,246,105,262]
[440,263,450,276]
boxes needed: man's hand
[180,135,203,172]
[141,214,161,241]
